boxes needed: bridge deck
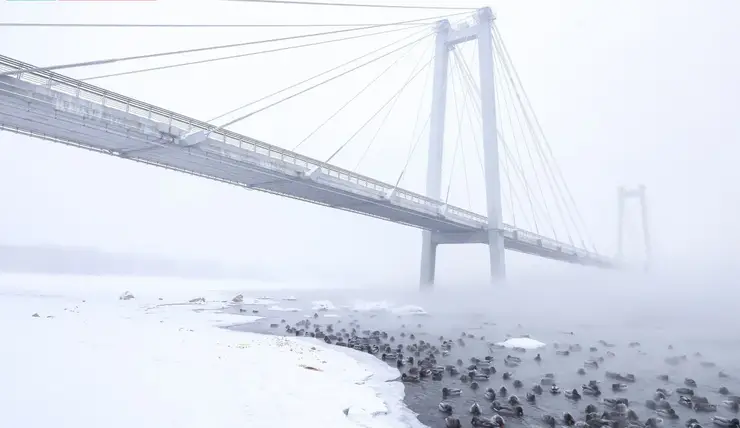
[0,55,615,269]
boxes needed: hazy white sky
[0,0,738,285]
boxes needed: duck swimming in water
[686,419,702,428]
[532,384,544,394]
[470,371,490,381]
[526,392,536,403]
[646,417,664,428]
[604,397,629,408]
[551,385,562,394]
[401,373,419,383]
[491,401,524,417]
[657,388,672,396]
[694,402,718,412]
[491,414,506,428]
[582,383,601,396]
[723,401,740,412]
[613,383,628,392]
[679,396,693,408]
[442,387,462,398]
[685,378,697,387]
[484,388,496,401]
[439,402,453,413]
[506,355,522,363]
[499,386,508,396]
[711,417,740,428]
[470,402,482,415]
[542,415,557,428]
[508,395,520,405]
[563,412,576,426]
[445,416,462,428]
[656,408,679,419]
[512,380,523,389]
[471,416,495,428]
[565,388,582,400]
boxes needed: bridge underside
[0,55,617,271]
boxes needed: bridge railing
[0,55,611,265]
[0,55,492,226]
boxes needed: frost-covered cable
[225,0,475,11]
[290,31,429,152]
[324,55,433,163]
[493,24,596,251]
[79,25,428,82]
[0,14,461,77]
[352,41,433,171]
[217,33,431,132]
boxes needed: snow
[496,337,547,349]
[349,300,428,315]
[268,305,301,312]
[312,300,337,311]
[0,274,424,428]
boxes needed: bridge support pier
[420,7,506,288]
[617,185,651,272]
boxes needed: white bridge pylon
[420,7,505,287]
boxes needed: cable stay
[453,46,515,223]
[353,42,433,172]
[389,55,435,193]
[0,14,458,77]
[453,47,548,233]
[324,55,433,164]
[392,114,430,191]
[210,32,432,134]
[490,41,563,241]
[224,0,476,11]
[77,25,427,82]
[452,45,525,225]
[492,24,597,252]
[492,26,593,250]
[491,30,574,245]
[494,53,562,241]
[388,53,434,193]
[405,48,433,161]
[0,20,451,28]
[454,31,564,241]
[204,27,428,129]
[451,45,513,223]
[290,32,429,154]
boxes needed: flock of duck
[273,313,738,428]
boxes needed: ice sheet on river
[496,337,547,349]
[0,273,424,428]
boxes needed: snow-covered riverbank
[0,274,424,428]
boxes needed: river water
[226,275,740,428]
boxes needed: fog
[1,0,739,288]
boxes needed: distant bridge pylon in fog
[0,6,622,287]
[617,185,651,272]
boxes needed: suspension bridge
[0,4,621,285]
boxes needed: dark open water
[224,276,740,428]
